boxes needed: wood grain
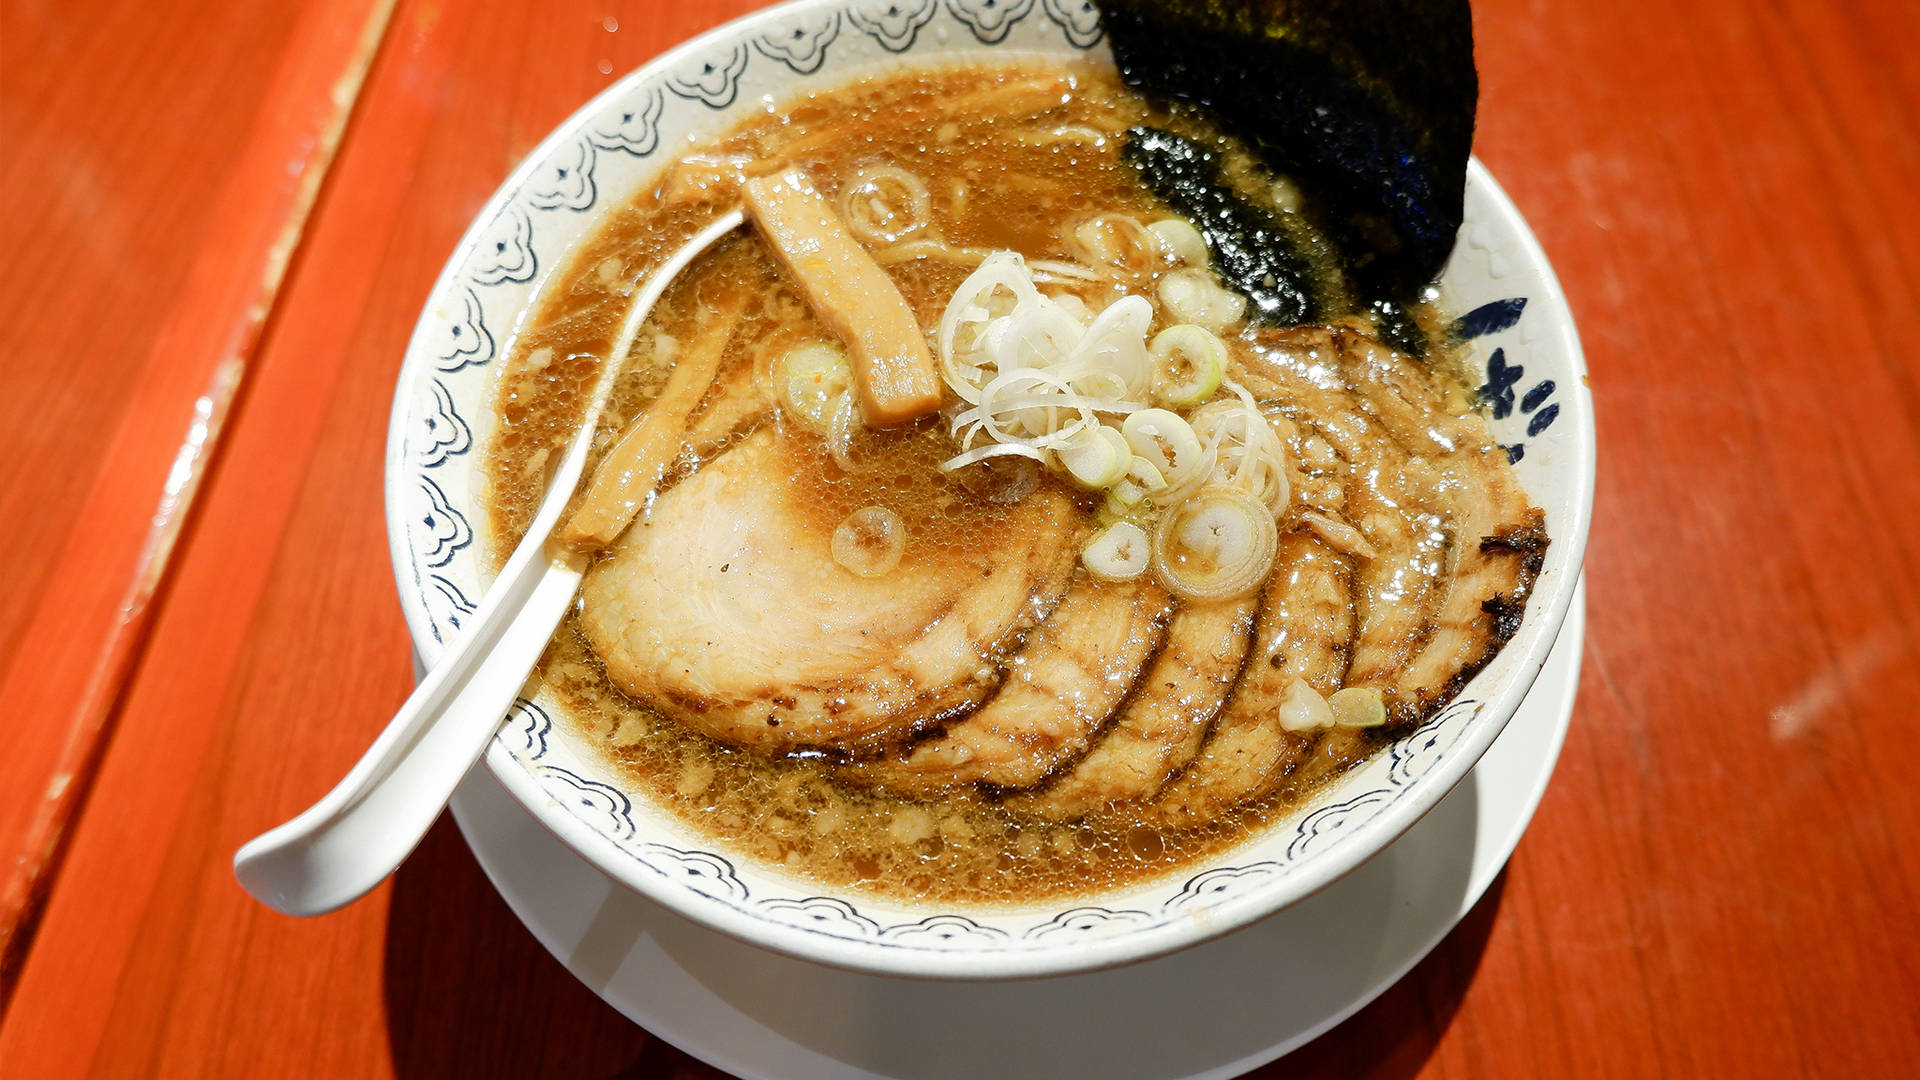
[0,2,766,1074]
[0,0,395,991]
[2,0,1918,1076]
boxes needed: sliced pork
[578,427,1079,753]
[1009,592,1259,821]
[1148,532,1354,829]
[1239,324,1544,726]
[847,575,1173,795]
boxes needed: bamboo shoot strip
[742,169,942,425]
[559,288,754,551]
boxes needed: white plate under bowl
[449,583,1584,1080]
[392,0,1595,980]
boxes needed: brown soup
[481,61,1543,905]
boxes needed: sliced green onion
[1189,396,1291,514]
[1151,485,1278,601]
[1147,217,1209,267]
[1147,325,1227,407]
[839,164,932,247]
[778,342,852,434]
[1104,476,1148,517]
[832,506,907,577]
[1157,268,1248,331]
[1121,408,1206,491]
[1127,455,1167,492]
[1082,521,1152,581]
[1069,214,1160,274]
[1328,686,1389,728]
[939,440,1048,472]
[1056,424,1131,489]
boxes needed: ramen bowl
[384,0,1593,981]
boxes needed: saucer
[450,580,1584,1079]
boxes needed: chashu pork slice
[1148,532,1356,830]
[578,427,1079,754]
[1008,591,1260,821]
[844,574,1174,797]
[1246,324,1548,724]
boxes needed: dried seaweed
[1121,126,1323,325]
[1102,0,1476,301]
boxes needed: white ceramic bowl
[385,0,1593,981]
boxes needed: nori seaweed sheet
[1100,0,1476,301]
[1122,126,1323,325]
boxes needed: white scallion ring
[1147,217,1209,267]
[777,342,852,435]
[1148,324,1227,407]
[1056,424,1132,489]
[832,506,907,577]
[840,164,932,247]
[1122,408,1206,492]
[1157,267,1248,331]
[1151,485,1278,601]
[1082,521,1151,581]
[1328,686,1389,728]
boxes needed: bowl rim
[383,0,1595,981]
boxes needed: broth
[480,61,1543,905]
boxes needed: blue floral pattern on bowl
[471,204,538,286]
[755,11,843,74]
[848,0,942,52]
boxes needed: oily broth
[483,62,1431,905]
[537,623,1374,902]
[486,63,1177,551]
[484,201,719,554]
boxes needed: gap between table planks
[0,0,398,998]
[0,1,773,1074]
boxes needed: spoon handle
[234,208,746,917]
[233,534,583,916]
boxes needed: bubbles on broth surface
[482,62,1418,905]
[541,613,1338,905]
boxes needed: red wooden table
[2,1,1917,1076]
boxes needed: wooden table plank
[0,0,396,988]
[1354,1,1920,1076]
[0,2,764,1075]
[4,0,1919,1076]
